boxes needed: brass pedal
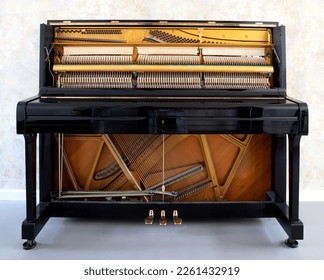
[159,210,167,226]
[145,209,154,225]
[173,210,182,225]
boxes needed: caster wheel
[285,238,298,248]
[23,239,37,250]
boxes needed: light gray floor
[1,200,323,260]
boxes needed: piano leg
[22,133,51,250]
[22,133,37,249]
[274,134,303,247]
[278,134,303,248]
[285,134,303,248]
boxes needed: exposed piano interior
[17,20,308,249]
[52,24,273,90]
[56,134,272,202]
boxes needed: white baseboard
[0,190,25,201]
[0,189,323,201]
[299,190,324,201]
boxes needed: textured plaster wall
[0,0,323,196]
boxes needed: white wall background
[0,0,323,199]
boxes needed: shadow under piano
[16,20,308,249]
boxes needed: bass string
[114,134,165,189]
[128,135,164,188]
[113,135,150,187]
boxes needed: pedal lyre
[173,210,182,225]
[145,209,154,225]
[159,210,167,226]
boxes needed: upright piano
[16,20,308,249]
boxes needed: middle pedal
[159,210,167,226]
